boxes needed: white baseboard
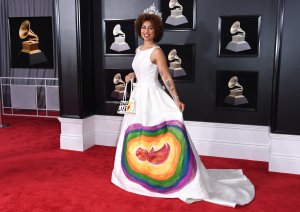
[185,121,270,161]
[95,131,119,146]
[60,132,94,151]
[193,140,270,162]
[269,134,300,174]
[58,115,300,175]
[94,115,122,146]
[58,116,95,151]
[269,155,300,175]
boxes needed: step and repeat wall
[271,0,300,134]
[94,0,278,126]
[1,0,299,135]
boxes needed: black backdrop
[271,0,300,134]
[2,0,299,135]
[93,0,278,126]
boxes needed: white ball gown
[111,46,255,207]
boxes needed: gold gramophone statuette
[224,76,248,105]
[19,20,41,54]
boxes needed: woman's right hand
[125,72,135,83]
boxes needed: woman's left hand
[175,100,185,112]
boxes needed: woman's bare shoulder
[151,46,167,65]
[135,46,141,53]
[152,46,164,56]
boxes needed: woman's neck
[142,40,156,49]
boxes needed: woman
[111,5,255,207]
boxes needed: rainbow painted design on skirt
[121,120,197,193]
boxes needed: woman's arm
[151,48,185,112]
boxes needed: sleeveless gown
[111,46,255,207]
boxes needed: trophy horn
[19,20,39,42]
[169,0,183,10]
[228,76,243,90]
[113,73,125,85]
[168,49,182,64]
[230,21,246,37]
[113,24,125,37]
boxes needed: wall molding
[183,120,270,162]
[269,133,300,174]
[58,116,95,151]
[58,115,300,175]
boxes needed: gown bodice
[132,46,160,86]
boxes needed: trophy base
[18,51,48,66]
[225,41,251,52]
[232,35,245,42]
[224,95,249,105]
[22,41,40,53]
[110,42,130,52]
[21,49,41,54]
[111,90,128,100]
[114,84,125,92]
[166,15,188,26]
[114,37,125,43]
[169,68,187,77]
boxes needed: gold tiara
[143,3,162,19]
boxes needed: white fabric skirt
[111,83,255,207]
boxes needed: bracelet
[173,95,179,101]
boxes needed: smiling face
[135,14,164,42]
[141,20,155,42]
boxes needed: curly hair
[135,13,164,43]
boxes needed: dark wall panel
[272,0,300,134]
[79,0,94,117]
[57,0,94,118]
[57,0,80,117]
[186,0,277,125]
[92,0,104,113]
[96,0,278,126]
[3,0,300,135]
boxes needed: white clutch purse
[117,80,136,114]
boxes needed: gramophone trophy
[168,49,187,77]
[110,24,130,52]
[110,73,128,100]
[225,21,251,52]
[18,20,47,65]
[224,76,248,105]
[165,0,188,26]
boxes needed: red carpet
[0,116,300,212]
